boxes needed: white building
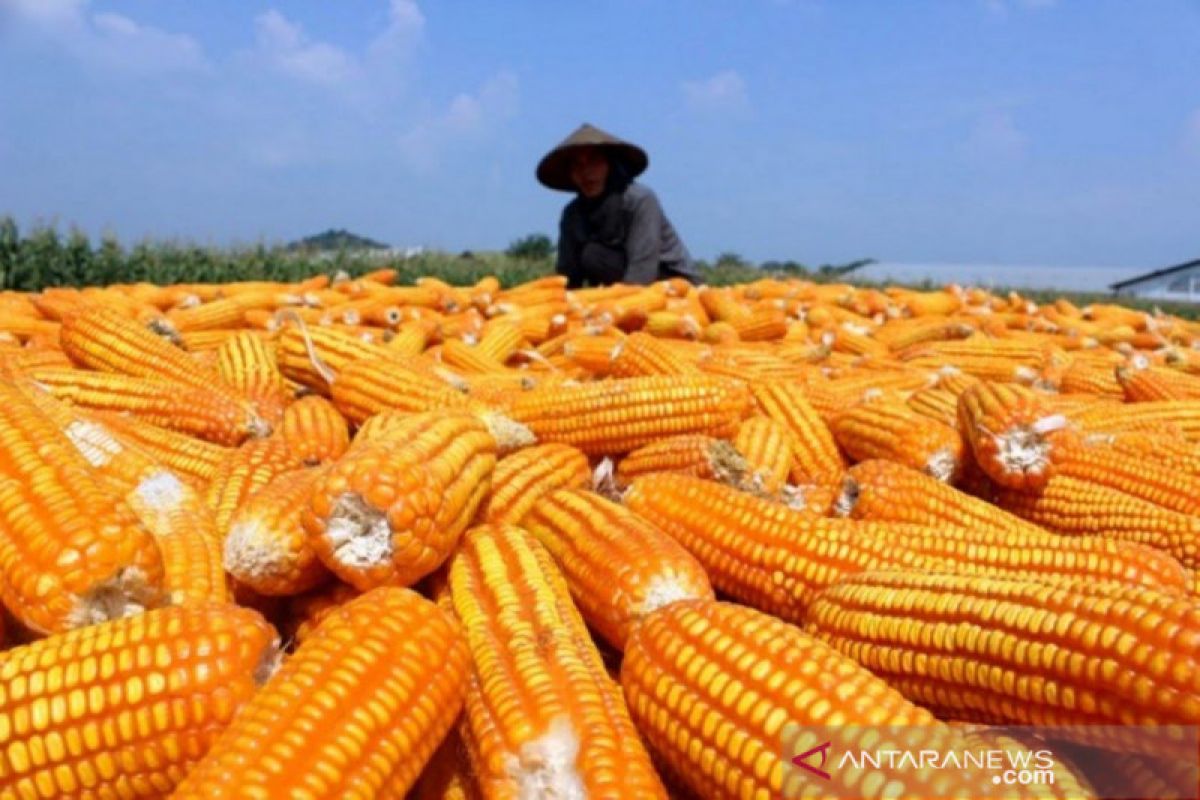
[1110,259,1200,302]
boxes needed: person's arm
[622,189,665,285]
[556,208,584,289]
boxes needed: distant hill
[287,229,389,252]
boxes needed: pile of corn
[0,271,1197,798]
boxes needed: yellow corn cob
[1117,363,1200,401]
[88,411,232,486]
[387,319,438,356]
[833,401,964,482]
[506,375,751,455]
[1067,400,1200,441]
[177,327,266,353]
[330,357,476,425]
[561,334,623,376]
[205,434,301,534]
[277,323,451,391]
[279,395,350,466]
[746,380,845,485]
[0,602,279,798]
[642,310,701,340]
[0,346,73,375]
[623,599,1019,800]
[1049,435,1200,516]
[1060,359,1124,397]
[21,388,229,606]
[522,488,714,649]
[732,415,794,495]
[0,383,165,633]
[805,571,1200,741]
[957,380,1070,490]
[448,524,668,798]
[483,442,591,526]
[832,323,889,356]
[475,320,527,363]
[224,467,331,596]
[214,330,291,426]
[700,320,739,345]
[32,367,268,446]
[440,337,510,374]
[59,304,241,396]
[905,386,961,427]
[995,475,1200,569]
[1077,430,1200,475]
[874,317,975,351]
[167,290,299,332]
[305,411,496,589]
[172,587,469,799]
[615,434,750,487]
[608,331,700,378]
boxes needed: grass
[1,217,1194,319]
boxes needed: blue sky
[1,0,1198,269]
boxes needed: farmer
[537,123,699,288]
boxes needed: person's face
[569,147,609,198]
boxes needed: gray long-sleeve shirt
[556,182,699,287]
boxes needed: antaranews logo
[790,740,832,781]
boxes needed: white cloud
[962,109,1028,161]
[398,71,519,171]
[1,0,208,74]
[254,10,358,87]
[682,70,749,114]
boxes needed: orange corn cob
[279,395,350,466]
[305,412,496,589]
[387,319,438,356]
[700,320,739,345]
[995,475,1200,569]
[805,572,1200,738]
[411,730,478,800]
[1077,430,1200,475]
[448,524,668,799]
[329,357,476,425]
[173,587,469,799]
[1060,359,1124,397]
[0,602,278,798]
[832,323,889,357]
[276,323,410,389]
[1067,400,1200,441]
[506,375,752,455]
[642,310,701,340]
[607,331,700,377]
[0,346,73,374]
[957,380,1070,490]
[440,337,510,374]
[905,386,960,427]
[732,415,793,494]
[205,434,301,534]
[561,333,623,376]
[832,401,964,482]
[874,317,975,351]
[1117,363,1200,401]
[1049,435,1200,516]
[0,383,165,633]
[32,367,268,446]
[178,327,264,352]
[475,319,527,363]
[615,434,750,487]
[522,488,714,649]
[214,330,291,426]
[483,442,591,526]
[88,411,232,486]
[746,380,845,485]
[167,291,299,332]
[623,600,1013,800]
[224,467,331,596]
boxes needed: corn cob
[506,375,751,455]
[746,380,845,485]
[832,401,964,481]
[995,476,1200,569]
[904,386,961,427]
[448,524,668,798]
[440,337,510,374]
[32,365,268,446]
[330,357,476,425]
[483,442,591,526]
[561,334,623,376]
[732,415,793,494]
[1048,435,1200,516]
[205,434,301,534]
[642,310,701,340]
[1060,359,1124,397]
[1077,430,1200,475]
[305,412,496,589]
[622,599,1016,800]
[173,587,469,799]
[214,330,291,426]
[522,488,714,649]
[1068,399,1200,441]
[615,434,750,487]
[387,319,438,356]
[958,380,1070,490]
[805,571,1200,743]
[167,290,299,332]
[283,581,360,646]
[279,395,350,466]
[0,602,278,798]
[225,467,331,596]
[0,383,165,633]
[1117,363,1200,401]
[87,411,231,486]
[277,323,460,391]
[874,317,976,351]
[607,331,700,377]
